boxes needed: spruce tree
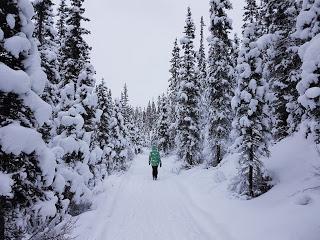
[0,1,59,238]
[109,100,131,171]
[168,39,181,150]
[56,0,68,72]
[176,7,202,166]
[198,16,207,93]
[120,84,136,157]
[206,0,234,166]
[120,83,130,125]
[231,0,271,198]
[56,0,67,40]
[33,0,60,142]
[53,0,97,215]
[261,0,302,141]
[156,94,171,154]
[168,39,181,109]
[94,79,113,176]
[295,0,320,144]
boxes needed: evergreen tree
[0,1,59,238]
[168,39,181,110]
[261,0,302,141]
[120,84,136,157]
[231,33,240,69]
[95,80,113,173]
[168,39,181,150]
[206,0,234,166]
[132,107,146,152]
[198,16,207,93]
[53,0,98,215]
[231,0,271,198]
[176,7,202,166]
[156,94,171,154]
[33,0,60,142]
[295,0,320,144]
[56,0,67,40]
[109,100,131,171]
[120,83,130,125]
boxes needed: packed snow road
[74,153,232,240]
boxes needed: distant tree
[156,94,171,154]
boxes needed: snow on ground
[73,132,320,240]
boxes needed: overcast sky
[81,0,245,107]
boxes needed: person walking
[149,146,162,180]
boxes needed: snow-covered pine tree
[231,33,240,69]
[120,84,137,157]
[120,83,130,125]
[56,0,68,73]
[53,0,98,215]
[231,0,271,198]
[168,39,181,150]
[0,0,59,238]
[206,0,234,166]
[168,39,181,110]
[151,100,158,124]
[33,0,60,143]
[261,0,302,141]
[295,0,320,144]
[197,16,208,152]
[176,7,202,166]
[156,94,171,154]
[145,101,153,140]
[198,16,207,93]
[132,107,146,152]
[56,0,67,40]
[109,100,131,171]
[94,79,113,177]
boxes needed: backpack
[150,150,160,166]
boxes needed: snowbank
[176,131,320,240]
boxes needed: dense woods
[0,0,319,239]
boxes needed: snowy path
[75,153,233,240]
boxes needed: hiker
[149,146,162,180]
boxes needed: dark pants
[152,166,158,180]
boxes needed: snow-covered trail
[75,153,232,240]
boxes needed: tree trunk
[216,144,221,165]
[249,147,254,198]
[0,197,5,240]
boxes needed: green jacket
[149,147,161,167]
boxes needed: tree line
[0,0,319,239]
[150,0,320,199]
[0,0,146,239]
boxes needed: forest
[0,0,319,239]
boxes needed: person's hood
[152,146,157,151]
